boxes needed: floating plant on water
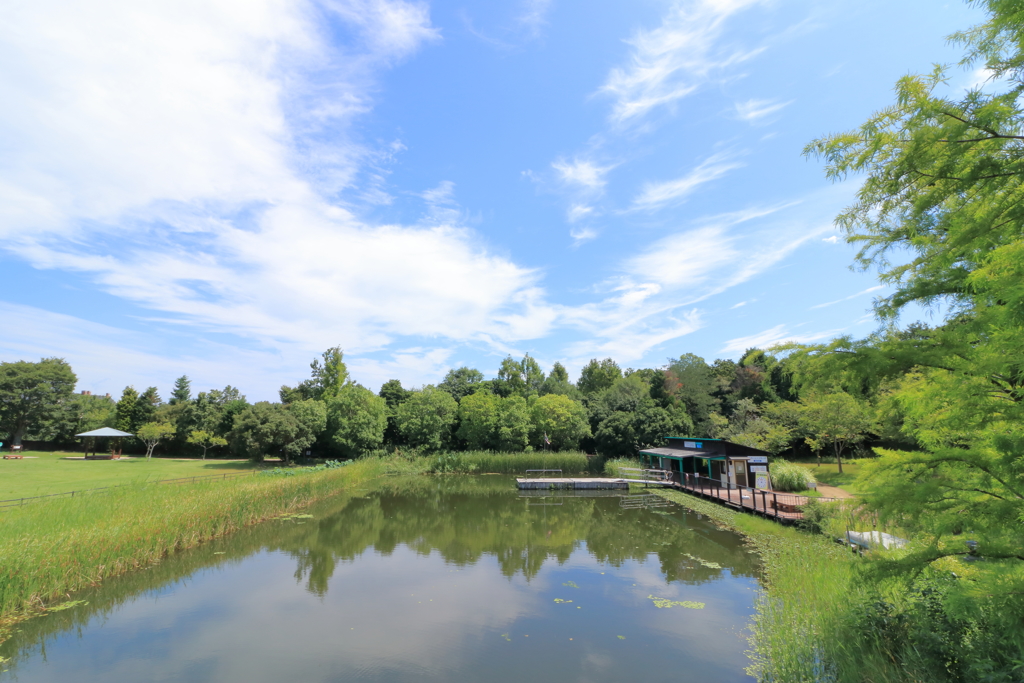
[648,595,705,609]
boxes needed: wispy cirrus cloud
[551,157,615,190]
[809,286,884,310]
[598,0,766,125]
[719,324,843,356]
[734,98,792,122]
[631,153,744,211]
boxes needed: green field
[0,451,269,499]
[792,460,865,494]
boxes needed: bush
[770,459,817,492]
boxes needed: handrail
[0,470,256,509]
[524,469,563,478]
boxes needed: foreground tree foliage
[788,1,1024,676]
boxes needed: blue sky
[0,0,986,400]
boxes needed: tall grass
[0,458,387,628]
[769,460,818,492]
[423,450,597,475]
[603,457,643,477]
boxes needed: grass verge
[0,450,265,499]
[647,487,901,682]
[0,458,388,643]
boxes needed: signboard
[750,465,767,473]
[747,456,768,464]
[755,474,769,489]
[683,441,702,449]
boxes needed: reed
[0,458,387,629]
[423,450,597,475]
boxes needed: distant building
[639,437,772,490]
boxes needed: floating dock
[515,477,629,490]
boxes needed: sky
[0,0,988,400]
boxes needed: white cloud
[551,158,614,190]
[719,324,842,356]
[808,285,884,310]
[0,0,566,377]
[570,226,598,246]
[734,98,791,122]
[516,0,553,38]
[599,0,765,125]
[567,203,595,223]
[631,154,743,211]
[822,235,839,243]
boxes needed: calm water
[0,476,760,682]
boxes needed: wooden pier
[516,477,629,490]
[516,468,836,522]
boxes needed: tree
[50,392,116,445]
[0,358,77,445]
[135,387,161,428]
[438,367,485,401]
[576,358,621,395]
[115,386,140,434]
[169,375,192,405]
[549,362,569,384]
[137,422,175,459]
[497,354,545,397]
[456,390,499,450]
[281,346,349,402]
[284,399,327,461]
[664,354,718,434]
[229,402,303,462]
[378,379,411,447]
[395,386,458,452]
[530,394,591,451]
[326,385,387,458]
[186,430,227,460]
[590,376,692,457]
[799,392,875,473]
[494,395,531,452]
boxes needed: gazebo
[75,427,134,460]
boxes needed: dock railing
[615,468,672,485]
[524,469,563,478]
[673,472,838,520]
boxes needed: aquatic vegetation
[617,635,626,640]
[423,451,597,475]
[562,581,579,588]
[683,553,721,569]
[553,598,573,603]
[44,600,87,612]
[648,595,705,609]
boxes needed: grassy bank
[0,450,265,498]
[0,458,387,639]
[650,487,1024,682]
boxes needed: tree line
[1,342,887,466]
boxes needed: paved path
[816,485,854,499]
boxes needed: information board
[748,456,768,464]
[755,474,769,489]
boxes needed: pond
[0,476,760,682]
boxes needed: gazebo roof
[75,427,134,438]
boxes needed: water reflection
[1,476,758,683]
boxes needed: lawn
[792,459,867,494]
[0,451,268,499]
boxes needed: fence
[0,470,256,509]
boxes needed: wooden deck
[515,470,835,521]
[659,473,836,521]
